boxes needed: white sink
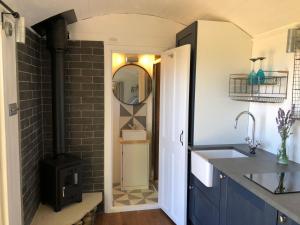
[122,129,147,141]
[191,149,248,187]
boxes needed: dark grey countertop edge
[189,144,300,224]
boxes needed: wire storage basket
[229,71,288,103]
[292,49,300,119]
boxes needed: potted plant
[276,106,295,165]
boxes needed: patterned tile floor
[113,182,158,206]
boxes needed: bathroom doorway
[110,52,161,210]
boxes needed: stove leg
[54,206,61,212]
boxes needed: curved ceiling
[6,0,300,36]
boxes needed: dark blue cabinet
[188,166,300,225]
[189,169,221,225]
[190,168,221,207]
[189,184,219,225]
[220,176,277,225]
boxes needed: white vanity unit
[120,130,150,191]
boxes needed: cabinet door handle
[278,215,287,224]
[220,174,226,180]
[180,130,183,146]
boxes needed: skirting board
[31,192,103,225]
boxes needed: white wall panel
[193,21,252,145]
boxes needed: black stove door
[59,165,82,206]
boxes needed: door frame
[0,17,22,225]
[151,60,161,181]
[104,44,163,213]
[0,65,6,225]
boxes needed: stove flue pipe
[46,18,68,157]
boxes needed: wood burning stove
[32,10,83,212]
[40,155,82,212]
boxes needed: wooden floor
[95,209,175,225]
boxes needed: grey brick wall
[41,40,104,192]
[17,28,43,225]
[17,31,104,225]
[65,40,104,192]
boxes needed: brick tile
[67,47,92,55]
[93,62,104,69]
[93,48,104,56]
[81,55,101,62]
[81,41,103,48]
[65,54,81,61]
[68,41,81,47]
[81,69,104,77]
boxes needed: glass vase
[277,138,289,165]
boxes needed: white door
[159,45,190,225]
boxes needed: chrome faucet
[234,111,259,154]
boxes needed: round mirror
[112,64,152,105]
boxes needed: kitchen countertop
[189,144,300,224]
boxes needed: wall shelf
[229,71,288,103]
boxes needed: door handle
[180,130,183,146]
[220,174,226,180]
[62,186,65,198]
[278,214,287,224]
[74,173,78,185]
